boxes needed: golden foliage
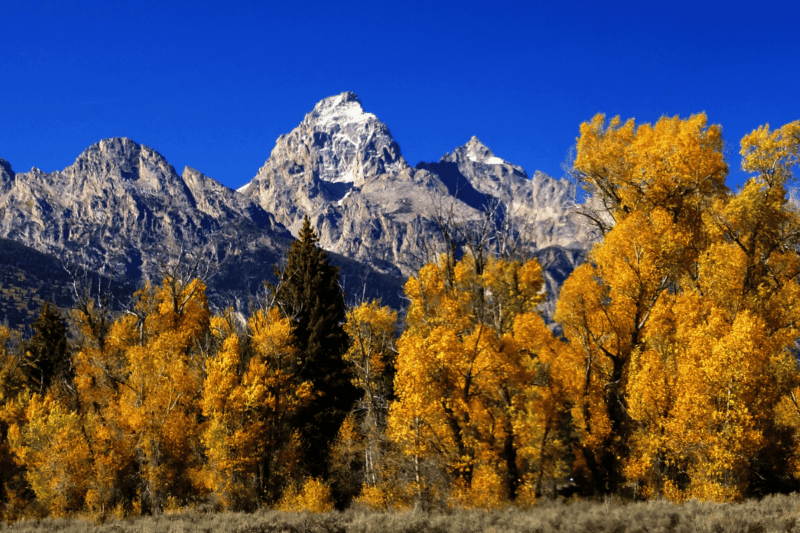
[564,115,800,500]
[4,117,800,519]
[277,477,334,513]
[389,252,551,506]
[201,305,312,510]
[4,393,92,517]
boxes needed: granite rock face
[242,92,479,279]
[241,92,406,228]
[0,138,294,304]
[435,136,595,250]
[0,93,596,318]
[242,93,596,309]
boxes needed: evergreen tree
[21,302,72,397]
[274,216,359,487]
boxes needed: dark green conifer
[21,302,72,397]
[274,216,359,485]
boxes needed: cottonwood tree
[388,251,551,508]
[655,120,800,500]
[559,113,800,500]
[555,113,729,495]
[330,299,397,506]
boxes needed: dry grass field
[2,494,800,533]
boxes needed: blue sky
[1,0,798,191]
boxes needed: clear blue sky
[1,0,798,191]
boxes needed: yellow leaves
[451,464,507,509]
[740,120,800,182]
[390,251,552,503]
[344,300,396,391]
[353,484,391,511]
[67,275,214,513]
[5,393,93,518]
[277,477,334,513]
[201,303,316,510]
[575,113,728,227]
[560,113,800,499]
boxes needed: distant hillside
[0,238,134,329]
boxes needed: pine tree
[274,216,359,488]
[21,302,72,398]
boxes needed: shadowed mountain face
[0,93,596,324]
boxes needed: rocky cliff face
[0,138,294,305]
[242,93,596,309]
[434,136,594,250]
[241,92,407,229]
[0,92,596,321]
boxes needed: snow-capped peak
[462,136,505,165]
[307,92,375,128]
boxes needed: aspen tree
[74,275,210,514]
[4,393,92,517]
[332,300,397,505]
[71,287,138,515]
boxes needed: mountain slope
[241,92,596,308]
[0,237,135,328]
[0,93,595,325]
[0,140,297,313]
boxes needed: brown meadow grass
[2,493,800,533]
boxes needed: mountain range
[0,92,595,325]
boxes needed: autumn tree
[4,393,92,517]
[2,305,92,519]
[0,325,32,521]
[201,304,313,510]
[560,113,800,500]
[69,281,139,516]
[273,216,359,490]
[658,120,800,500]
[556,113,729,495]
[330,300,397,505]
[71,270,211,514]
[388,251,551,508]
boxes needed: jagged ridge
[0,93,596,323]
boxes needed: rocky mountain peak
[0,94,600,325]
[243,93,409,233]
[463,136,496,162]
[0,158,14,179]
[67,137,183,196]
[299,91,406,185]
[305,91,369,127]
[445,136,518,170]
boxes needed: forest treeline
[1,115,800,522]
